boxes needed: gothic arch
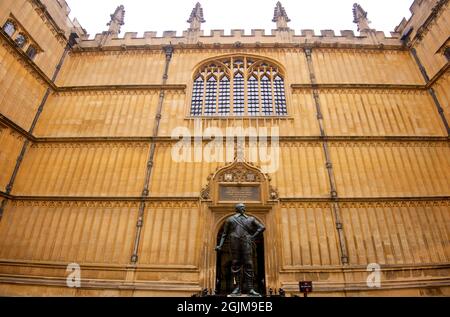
[199,160,281,294]
[200,160,279,205]
[189,55,288,117]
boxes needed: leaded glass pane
[191,76,204,116]
[233,73,244,115]
[261,75,273,115]
[204,76,217,116]
[218,76,230,115]
[248,76,259,116]
[274,76,287,115]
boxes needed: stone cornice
[428,63,450,88]
[3,133,448,145]
[33,136,450,143]
[281,277,450,293]
[57,84,187,93]
[0,191,12,200]
[0,259,199,272]
[291,83,427,91]
[279,197,450,204]
[282,262,450,272]
[3,196,449,204]
[0,274,202,292]
[74,41,407,53]
[0,114,35,142]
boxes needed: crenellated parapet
[75,28,403,51]
[395,0,447,44]
[71,1,407,51]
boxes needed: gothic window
[26,45,37,60]
[3,20,16,37]
[190,56,287,117]
[445,47,450,61]
[15,33,27,48]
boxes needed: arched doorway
[214,222,266,296]
[199,160,280,294]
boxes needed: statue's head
[235,203,246,214]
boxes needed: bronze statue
[215,203,266,296]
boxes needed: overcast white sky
[67,0,414,38]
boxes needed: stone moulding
[2,197,448,206]
[82,28,402,48]
[0,261,448,294]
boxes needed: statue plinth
[227,294,262,298]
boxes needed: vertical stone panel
[56,51,166,86]
[0,126,24,191]
[12,142,150,196]
[138,202,202,266]
[341,201,450,265]
[280,202,341,267]
[35,90,160,137]
[0,44,47,131]
[0,201,138,264]
[331,142,450,197]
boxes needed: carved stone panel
[201,160,278,205]
[219,184,261,202]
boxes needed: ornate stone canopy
[201,160,279,205]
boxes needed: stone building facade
[0,0,449,296]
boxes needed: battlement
[395,0,446,41]
[77,28,403,51]
[68,0,441,51]
[39,0,87,39]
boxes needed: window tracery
[190,56,287,117]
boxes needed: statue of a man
[215,203,266,296]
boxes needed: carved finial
[187,2,205,31]
[352,3,371,32]
[272,1,291,29]
[107,5,125,36]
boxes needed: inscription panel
[219,184,261,202]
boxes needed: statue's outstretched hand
[215,246,222,252]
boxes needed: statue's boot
[248,288,261,297]
[231,269,241,296]
[245,270,261,297]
